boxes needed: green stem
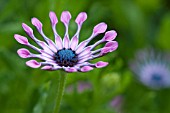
[53,71,67,113]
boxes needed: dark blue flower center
[151,73,163,86]
[54,48,78,67]
[152,74,162,81]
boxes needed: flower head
[14,11,118,72]
[130,49,170,89]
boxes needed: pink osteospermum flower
[14,11,118,72]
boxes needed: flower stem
[53,71,67,113]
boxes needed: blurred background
[0,0,170,113]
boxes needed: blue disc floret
[54,48,78,67]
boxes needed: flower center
[54,48,78,67]
[151,73,162,82]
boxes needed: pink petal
[39,42,54,55]
[41,66,53,70]
[80,66,93,72]
[70,36,78,50]
[75,12,87,25]
[47,40,58,52]
[76,40,88,54]
[55,35,63,50]
[102,30,117,41]
[78,53,91,60]
[63,36,70,49]
[101,45,118,55]
[14,34,28,45]
[17,48,31,58]
[93,22,107,35]
[60,11,71,25]
[65,67,77,72]
[39,55,54,62]
[105,41,118,48]
[22,23,33,36]
[95,61,108,68]
[78,47,91,57]
[40,50,53,58]
[26,60,41,68]
[49,11,58,26]
[52,65,62,70]
[31,17,42,31]
[78,57,89,63]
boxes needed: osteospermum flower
[130,49,170,89]
[14,11,118,72]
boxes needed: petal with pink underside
[75,12,87,25]
[60,11,71,25]
[78,47,91,57]
[80,66,93,72]
[95,61,108,68]
[47,40,58,52]
[76,40,88,54]
[63,36,70,49]
[41,66,53,70]
[31,18,42,31]
[65,67,77,72]
[78,57,90,63]
[38,55,54,62]
[40,50,53,58]
[52,65,62,70]
[55,35,63,50]
[17,48,31,58]
[105,41,118,48]
[49,11,58,26]
[102,30,117,41]
[22,23,33,36]
[70,36,78,50]
[100,48,112,54]
[78,53,91,60]
[100,44,118,55]
[26,60,41,68]
[93,22,107,35]
[39,42,54,55]
[14,34,29,45]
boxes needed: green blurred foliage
[0,0,170,113]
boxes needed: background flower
[130,49,170,89]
